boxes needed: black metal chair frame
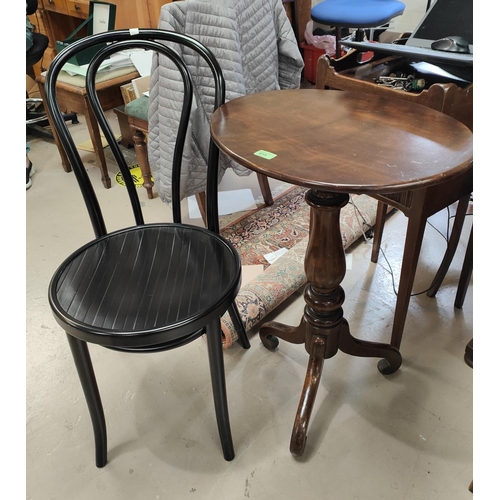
[45,29,250,468]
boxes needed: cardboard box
[26,75,40,99]
[131,75,150,98]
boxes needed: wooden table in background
[36,69,139,188]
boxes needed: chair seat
[119,94,275,211]
[124,95,149,121]
[49,224,241,348]
[311,0,406,28]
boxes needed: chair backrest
[45,29,226,236]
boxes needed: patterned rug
[221,187,310,268]
[219,186,380,348]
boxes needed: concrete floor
[26,107,473,500]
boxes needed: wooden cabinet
[36,0,175,67]
[42,0,69,15]
[66,0,89,19]
[282,0,311,45]
[141,0,170,29]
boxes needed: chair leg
[132,127,154,200]
[455,226,473,309]
[228,302,251,349]
[66,334,107,468]
[36,80,72,172]
[390,206,428,350]
[464,338,473,368]
[257,173,274,206]
[335,27,343,59]
[82,101,111,189]
[205,318,235,461]
[371,201,388,263]
[426,195,470,298]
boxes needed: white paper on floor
[188,189,257,218]
[346,253,353,270]
[263,250,351,268]
[263,247,288,265]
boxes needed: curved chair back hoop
[45,29,227,236]
[85,39,195,229]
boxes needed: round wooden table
[210,89,473,456]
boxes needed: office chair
[26,0,78,139]
[45,29,250,468]
[311,0,406,58]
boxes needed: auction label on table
[254,150,277,160]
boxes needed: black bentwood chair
[45,29,250,467]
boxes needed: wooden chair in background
[114,97,274,225]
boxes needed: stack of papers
[129,50,153,77]
[62,51,135,77]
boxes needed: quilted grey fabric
[148,0,304,203]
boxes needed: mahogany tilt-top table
[210,89,473,456]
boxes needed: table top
[210,89,473,195]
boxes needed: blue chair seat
[310,0,406,59]
[311,0,405,28]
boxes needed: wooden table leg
[455,226,473,309]
[132,127,154,199]
[371,201,388,263]
[260,189,402,456]
[36,80,72,172]
[256,173,274,207]
[82,98,111,189]
[290,334,326,456]
[389,190,427,350]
